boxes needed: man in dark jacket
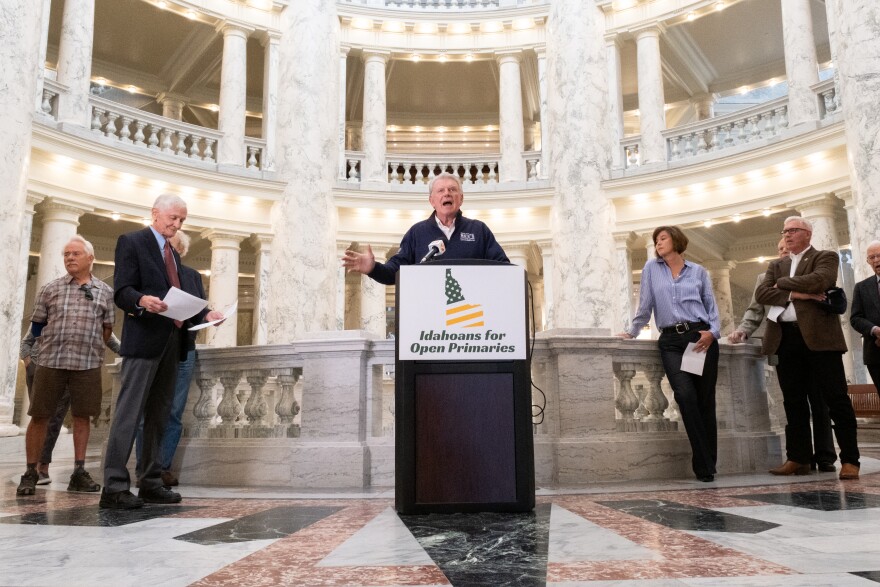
[850,240,880,398]
[341,172,508,283]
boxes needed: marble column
[613,232,635,333]
[791,194,840,255]
[336,242,349,330]
[781,0,820,126]
[202,230,246,348]
[55,0,95,127]
[833,0,880,281]
[216,22,252,167]
[605,35,625,169]
[506,244,529,271]
[35,0,51,112]
[14,195,42,430]
[338,47,350,180]
[546,1,616,330]
[639,231,659,338]
[840,190,865,278]
[535,47,549,178]
[840,189,867,383]
[157,92,186,121]
[703,260,736,336]
[362,50,389,184]
[537,240,554,329]
[261,32,280,171]
[497,51,526,182]
[691,93,715,120]
[360,247,386,337]
[250,234,272,346]
[634,25,666,165]
[35,199,88,289]
[824,0,842,107]
[0,0,44,436]
[268,1,340,341]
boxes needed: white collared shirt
[435,215,455,239]
[778,245,813,322]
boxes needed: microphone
[420,240,446,263]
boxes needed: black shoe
[99,489,144,510]
[16,469,39,496]
[138,486,182,504]
[68,468,101,492]
[697,474,715,482]
[817,462,837,473]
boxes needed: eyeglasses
[79,284,94,301]
[868,254,880,261]
[780,228,808,235]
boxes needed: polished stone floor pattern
[3,461,880,586]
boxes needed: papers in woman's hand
[158,287,208,321]
[681,342,707,376]
[188,300,237,331]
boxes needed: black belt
[780,321,799,328]
[660,321,708,335]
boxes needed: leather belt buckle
[674,322,689,334]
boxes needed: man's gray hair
[428,171,463,195]
[866,240,880,251]
[153,193,187,211]
[64,234,94,257]
[784,216,812,232]
[171,231,191,257]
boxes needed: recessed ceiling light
[411,54,421,63]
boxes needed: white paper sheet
[158,287,208,321]
[188,299,237,331]
[680,342,707,376]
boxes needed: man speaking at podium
[342,172,508,282]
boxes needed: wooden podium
[394,260,535,514]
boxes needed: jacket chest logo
[460,232,475,242]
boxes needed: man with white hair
[101,194,224,509]
[17,235,114,496]
[756,216,860,480]
[849,240,880,399]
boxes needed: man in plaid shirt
[17,235,115,496]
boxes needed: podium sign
[395,260,535,514]
[398,264,527,361]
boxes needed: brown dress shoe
[769,460,811,476]
[839,463,860,480]
[161,470,179,487]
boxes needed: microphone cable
[526,278,546,429]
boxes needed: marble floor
[3,456,880,587]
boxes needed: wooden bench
[848,384,880,418]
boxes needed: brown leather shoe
[839,463,860,480]
[160,470,179,487]
[769,460,811,476]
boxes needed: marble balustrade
[343,152,542,185]
[243,136,269,170]
[97,331,779,488]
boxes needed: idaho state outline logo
[443,268,485,329]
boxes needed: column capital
[534,45,547,59]
[339,44,352,57]
[603,32,624,47]
[215,21,254,38]
[155,91,188,105]
[630,23,666,40]
[250,233,273,251]
[36,197,91,221]
[612,230,638,248]
[257,30,281,48]
[836,189,854,207]
[201,228,249,246]
[26,191,46,211]
[702,259,737,273]
[362,49,390,64]
[495,49,523,65]
[787,193,841,218]
[535,240,554,255]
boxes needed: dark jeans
[658,330,719,478]
[775,323,859,466]
[25,360,68,465]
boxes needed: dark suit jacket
[850,274,880,365]
[179,264,206,354]
[114,227,208,359]
[755,248,847,355]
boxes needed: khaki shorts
[29,366,102,418]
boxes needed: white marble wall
[781,0,820,126]
[250,234,272,346]
[795,195,840,255]
[338,47,350,179]
[833,0,880,281]
[536,47,549,178]
[203,230,245,348]
[261,33,280,171]
[613,233,634,333]
[538,240,554,329]
[362,51,388,184]
[704,260,736,336]
[268,1,340,342]
[498,51,526,182]
[35,199,87,290]
[605,36,625,169]
[55,0,94,126]
[34,0,51,112]
[546,0,617,330]
[0,0,44,436]
[13,197,40,429]
[216,23,250,167]
[635,27,666,165]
